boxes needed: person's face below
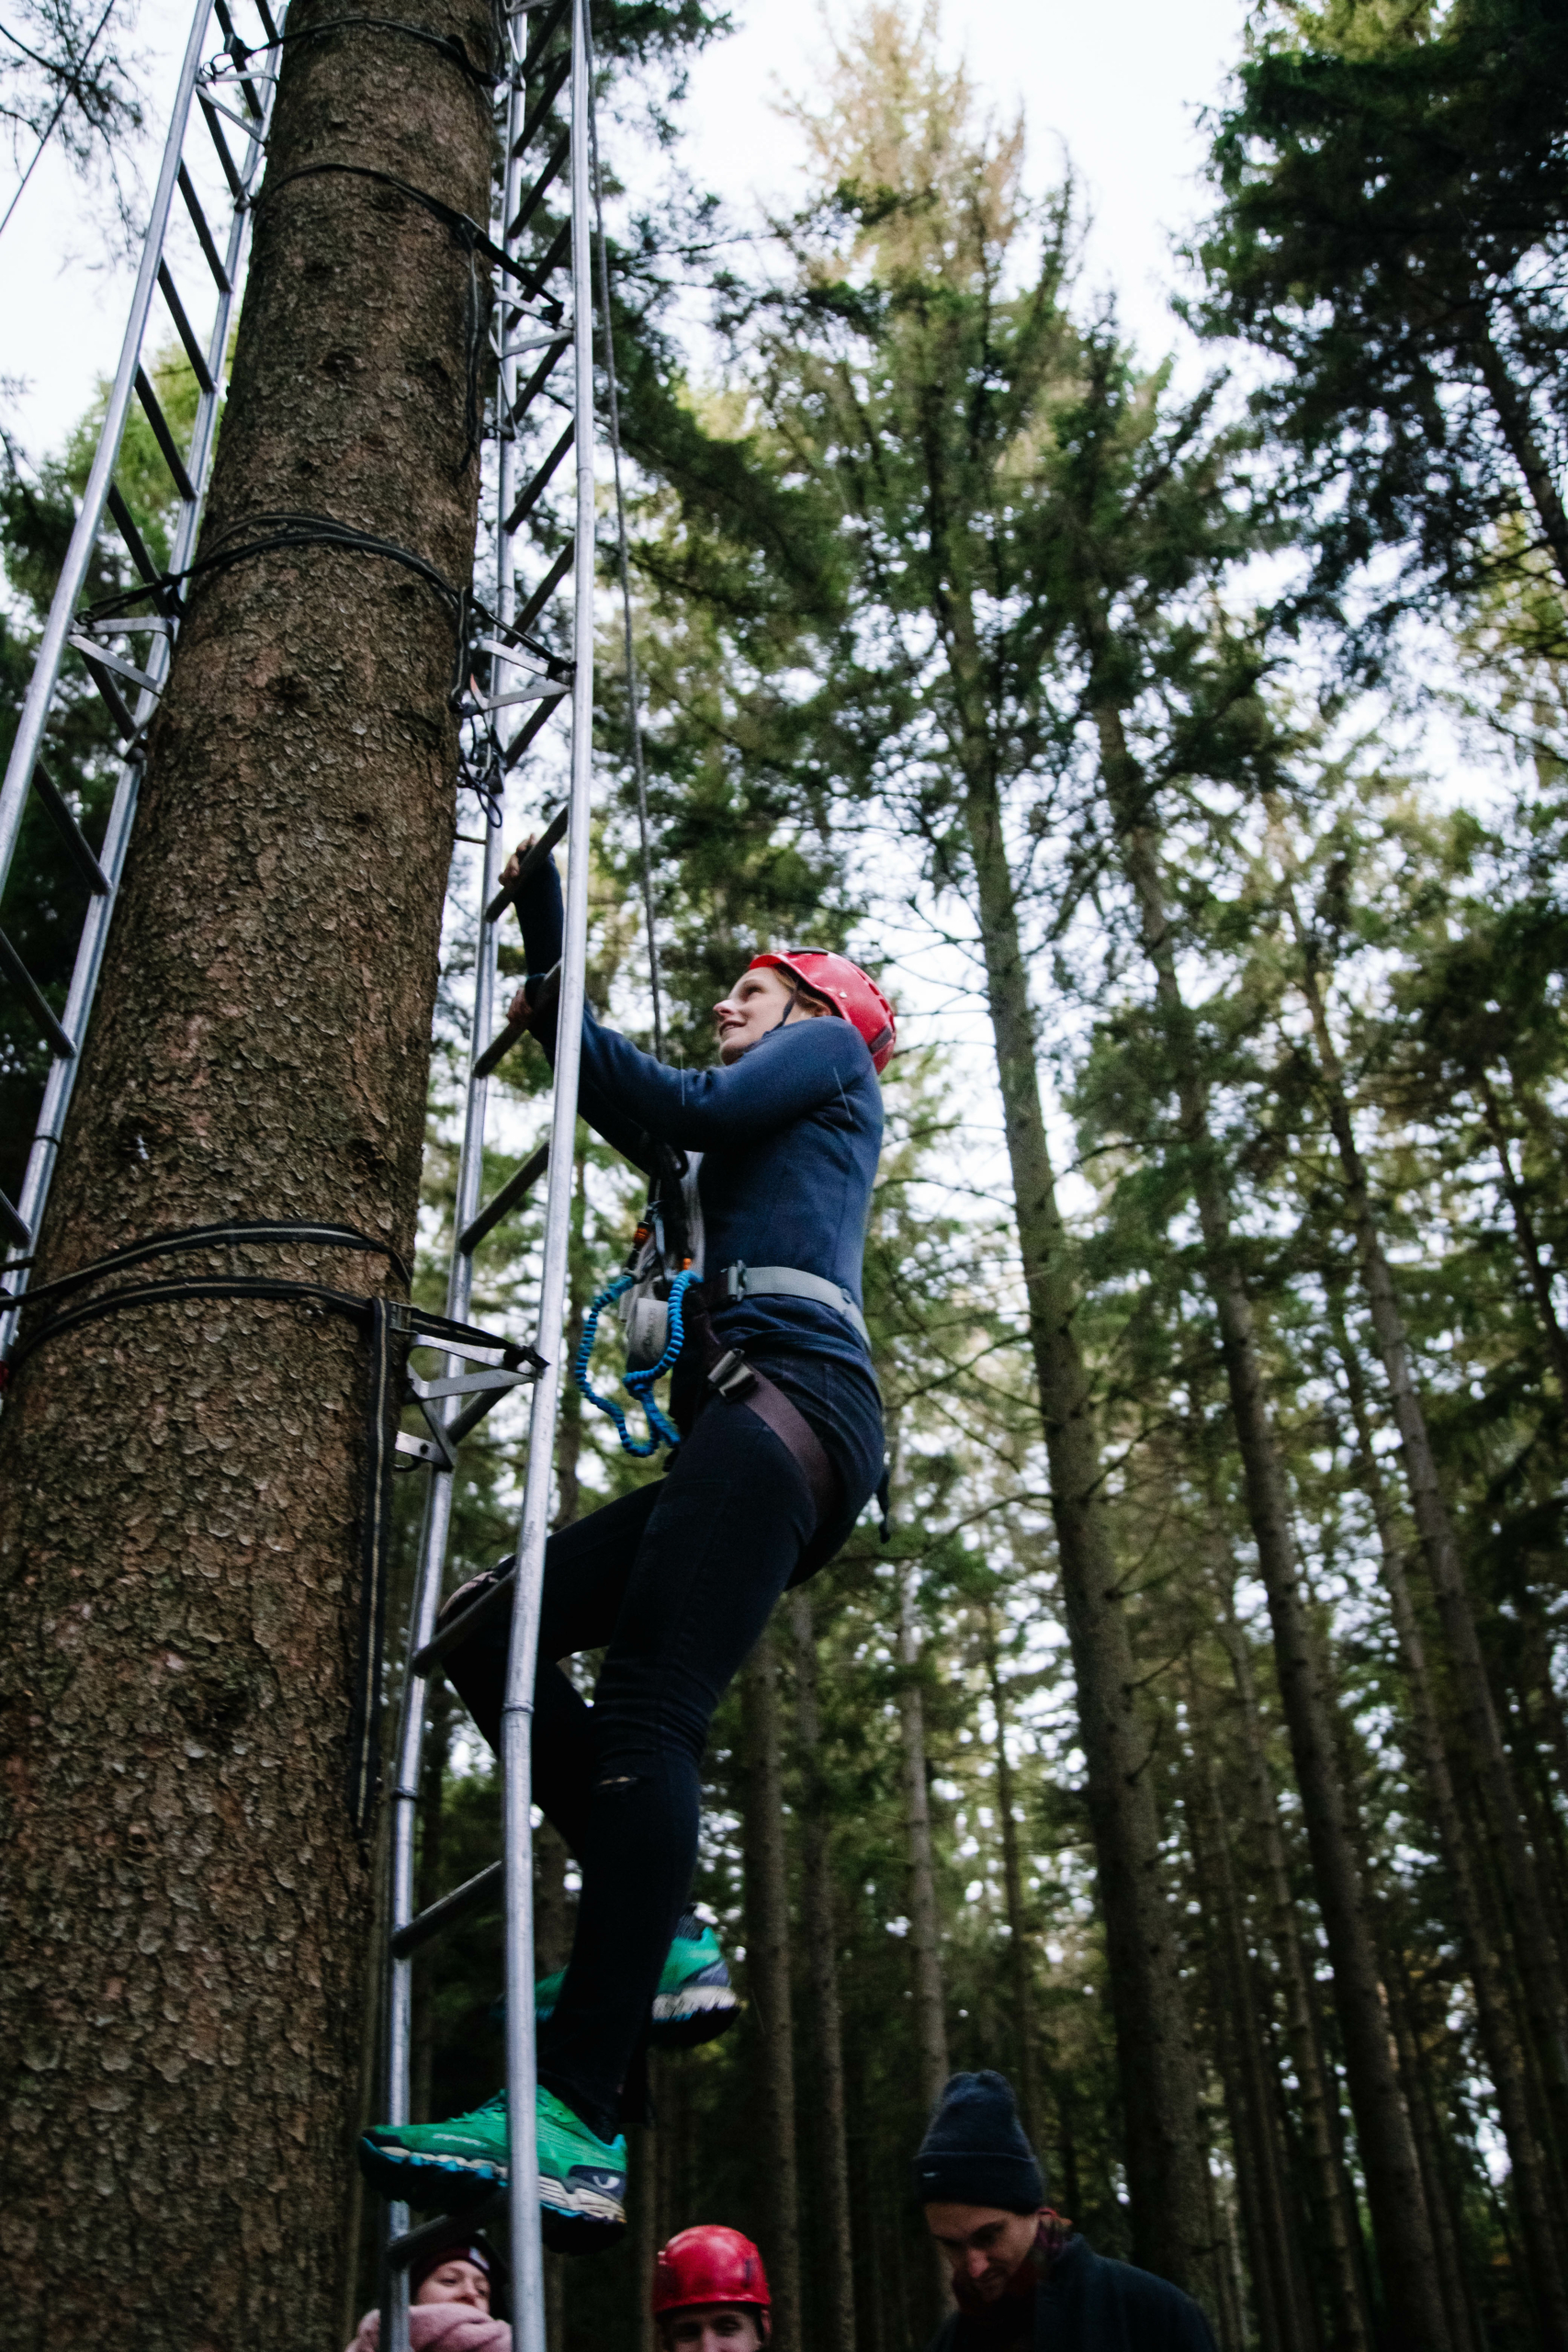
[924,2203,1043,2301]
[713,967,802,1065]
[661,2304,765,2352]
[416,2258,491,2311]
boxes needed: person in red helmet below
[362,841,894,2252]
[653,2225,773,2352]
[916,2073,1217,2352]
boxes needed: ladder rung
[68,636,163,697]
[505,420,572,534]
[32,762,110,895]
[179,164,232,293]
[503,693,558,772]
[485,804,568,922]
[389,2189,508,2265]
[390,1859,504,1959]
[471,1003,532,1081]
[508,130,568,241]
[512,51,570,157]
[507,334,570,432]
[157,261,217,394]
[78,651,140,742]
[521,0,569,74]
[134,368,197,504]
[198,92,246,201]
[510,541,573,639]
[458,1139,549,1257]
[0,1189,30,1249]
[411,1563,517,1678]
[0,928,75,1059]
[106,485,182,616]
[213,0,265,116]
[518,219,570,302]
[254,0,281,44]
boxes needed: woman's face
[713,966,798,1065]
[415,2257,491,2311]
[714,965,829,1064]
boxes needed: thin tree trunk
[897,1565,950,2117]
[1186,1724,1316,2352]
[1475,1072,1568,1396]
[742,1627,803,2352]
[1329,1294,1568,2339]
[1471,321,1568,596]
[791,1586,857,2352]
[1289,908,1568,2172]
[1215,1575,1373,2352]
[0,0,493,2335]
[1095,701,1450,2350]
[954,739,1214,2299]
[982,1612,1040,2147]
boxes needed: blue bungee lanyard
[573,1265,697,1457]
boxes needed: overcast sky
[0,0,1250,459]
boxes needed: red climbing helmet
[653,2226,772,2320]
[749,950,897,1073]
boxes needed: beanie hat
[411,2231,493,2299]
[912,2071,1045,2211]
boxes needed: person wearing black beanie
[913,2072,1217,2352]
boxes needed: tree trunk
[742,1627,803,2352]
[1213,1598,1372,2352]
[1289,910,1568,2175]
[790,1586,857,2352]
[0,0,492,2336]
[1185,1722,1316,2352]
[982,1613,1040,2147]
[1471,321,1568,597]
[1094,699,1450,2350]
[897,1565,950,2118]
[1329,1293,1568,2339]
[955,741,1214,2300]
[1475,1071,1568,1397]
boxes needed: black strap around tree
[2,1221,534,1833]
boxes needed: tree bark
[1288,907,1568,2175]
[742,1627,803,2352]
[954,737,1214,2300]
[982,1613,1040,2148]
[1213,1598,1372,2352]
[896,1565,950,2119]
[1094,699,1450,2350]
[1475,1071,1568,1397]
[0,0,492,2336]
[1328,1293,1568,2339]
[790,1586,857,2352]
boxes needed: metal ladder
[373,0,598,2346]
[0,0,285,1326]
[1,0,606,2343]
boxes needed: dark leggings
[442,1381,871,2142]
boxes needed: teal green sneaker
[534,1910,739,2052]
[358,2086,627,2250]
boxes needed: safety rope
[586,23,664,1059]
[574,1265,694,1455]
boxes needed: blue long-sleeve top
[517,859,884,1379]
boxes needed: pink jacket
[345,2304,512,2352]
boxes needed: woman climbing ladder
[359,839,895,2250]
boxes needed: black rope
[258,160,525,282]
[2,1221,541,1831]
[219,15,501,87]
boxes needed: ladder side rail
[378,31,532,2333]
[0,0,222,893]
[502,0,593,2338]
[0,4,280,1330]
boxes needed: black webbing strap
[1,1223,534,1832]
[258,160,528,281]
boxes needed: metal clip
[708,1348,756,1400]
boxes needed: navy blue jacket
[927,2237,1217,2352]
[517,860,884,1381]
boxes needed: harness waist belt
[719,1261,870,1347]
